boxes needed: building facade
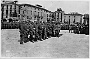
[1,1,52,22]
[54,8,65,22]
[64,13,83,24]
[19,4,51,22]
[1,1,84,24]
[53,8,83,24]
[1,1,19,22]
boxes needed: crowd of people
[1,19,89,44]
[69,23,89,35]
[18,20,61,44]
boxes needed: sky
[3,0,89,14]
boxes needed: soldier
[54,23,59,37]
[41,22,47,40]
[52,23,56,37]
[44,22,48,39]
[38,22,43,41]
[28,24,34,43]
[18,21,25,44]
[19,21,29,44]
[46,23,50,38]
[33,23,39,42]
[76,25,79,34]
[69,25,71,33]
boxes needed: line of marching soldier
[69,23,89,35]
[18,20,61,44]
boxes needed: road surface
[1,29,89,58]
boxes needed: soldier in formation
[18,20,61,44]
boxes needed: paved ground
[1,29,89,58]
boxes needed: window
[38,12,39,16]
[69,16,70,24]
[10,5,12,16]
[6,5,8,18]
[47,18,48,20]
[23,11,24,14]
[19,6,20,14]
[6,10,8,18]
[24,5,25,7]
[58,13,59,17]
[38,8,39,10]
[41,12,42,16]
[6,5,8,11]
[69,16,70,19]
[27,16,29,19]
[35,7,36,10]
[31,11,32,15]
[47,14,48,17]
[74,16,75,19]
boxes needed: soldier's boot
[20,41,23,44]
[19,39,23,44]
[29,35,32,42]
[69,30,70,33]
[18,35,23,42]
[23,36,28,43]
[45,35,48,39]
[34,38,37,42]
[43,35,46,40]
[31,38,34,43]
[20,40,23,44]
[57,33,60,38]
[19,36,23,44]
[39,36,43,41]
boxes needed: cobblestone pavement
[1,29,89,58]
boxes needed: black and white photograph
[1,0,89,58]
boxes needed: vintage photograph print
[1,0,89,58]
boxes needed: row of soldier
[18,20,61,44]
[69,23,89,34]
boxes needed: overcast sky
[3,0,89,14]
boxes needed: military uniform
[38,23,43,41]
[19,21,30,44]
[41,23,47,40]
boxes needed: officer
[18,21,25,44]
[19,21,29,44]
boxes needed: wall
[64,14,83,24]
